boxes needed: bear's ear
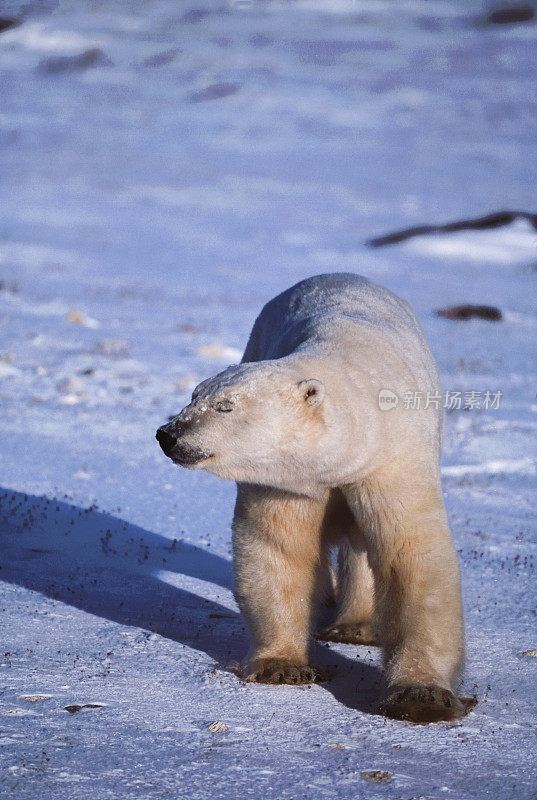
[298,379,325,409]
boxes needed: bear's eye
[214,400,233,413]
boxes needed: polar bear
[156,273,472,723]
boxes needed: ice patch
[442,457,537,477]
[406,220,537,265]
[502,310,537,327]
[0,22,105,53]
[73,470,94,480]
[0,362,21,378]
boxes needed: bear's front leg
[344,476,471,723]
[232,485,330,685]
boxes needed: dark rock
[143,48,182,67]
[64,703,103,714]
[437,305,503,321]
[486,5,535,25]
[0,17,19,33]
[368,210,537,247]
[40,48,113,74]
[188,82,239,103]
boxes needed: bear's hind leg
[232,485,331,685]
[317,541,379,646]
[344,474,470,723]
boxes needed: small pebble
[67,309,99,328]
[360,770,392,784]
[207,721,228,733]
[21,695,49,702]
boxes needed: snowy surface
[1,1,536,798]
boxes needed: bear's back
[263,273,411,328]
[244,273,430,368]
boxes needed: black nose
[156,427,177,456]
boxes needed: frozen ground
[1,1,536,798]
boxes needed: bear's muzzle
[155,426,212,467]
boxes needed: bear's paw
[242,658,334,685]
[379,685,477,724]
[316,621,379,646]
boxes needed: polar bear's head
[156,360,363,492]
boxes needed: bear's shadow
[0,487,383,714]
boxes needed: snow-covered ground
[1,1,536,798]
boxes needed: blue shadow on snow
[0,487,383,714]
